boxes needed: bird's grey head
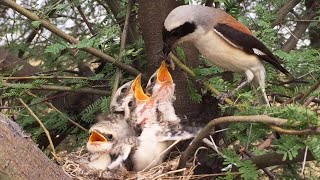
[162,5,215,56]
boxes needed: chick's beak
[131,74,141,92]
[89,131,107,143]
[134,74,150,102]
[157,61,173,83]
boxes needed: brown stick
[18,98,57,158]
[282,8,318,52]
[111,0,134,100]
[271,0,301,27]
[179,115,320,168]
[1,0,141,77]
[251,149,314,169]
[2,82,111,95]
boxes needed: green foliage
[223,149,259,180]
[1,0,320,178]
[187,79,202,103]
[274,135,305,161]
[80,97,111,123]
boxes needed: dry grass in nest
[57,146,227,180]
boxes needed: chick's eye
[150,76,156,83]
[121,87,128,93]
[105,134,113,141]
[128,101,133,108]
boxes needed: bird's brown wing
[213,22,290,75]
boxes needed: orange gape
[89,131,107,143]
[134,74,150,102]
[157,61,173,83]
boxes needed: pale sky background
[0,0,309,48]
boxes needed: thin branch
[74,5,96,35]
[2,82,111,96]
[179,115,320,168]
[18,0,62,58]
[297,80,320,104]
[271,0,301,27]
[250,149,314,169]
[270,125,320,135]
[1,76,95,80]
[18,98,57,158]
[111,0,134,101]
[1,0,141,77]
[281,6,318,52]
[27,92,87,131]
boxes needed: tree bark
[138,0,205,116]
[271,0,301,28]
[0,113,71,180]
[281,2,318,52]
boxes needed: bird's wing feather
[213,22,290,75]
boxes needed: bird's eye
[150,76,156,83]
[105,134,113,141]
[171,29,179,36]
[121,87,128,93]
[128,100,133,108]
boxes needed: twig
[297,80,320,104]
[74,5,96,35]
[2,0,141,77]
[153,168,187,179]
[281,4,318,52]
[18,98,57,158]
[179,115,320,168]
[1,76,94,80]
[169,52,236,106]
[111,0,133,101]
[141,140,180,172]
[301,146,308,176]
[27,92,87,131]
[270,125,320,135]
[271,0,301,27]
[2,82,111,96]
[303,96,315,107]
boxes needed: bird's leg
[217,80,249,102]
[217,70,254,102]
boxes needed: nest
[58,147,205,180]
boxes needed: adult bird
[162,5,290,106]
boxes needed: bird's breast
[193,30,262,73]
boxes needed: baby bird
[87,113,138,170]
[131,65,200,171]
[110,76,139,120]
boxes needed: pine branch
[1,0,141,76]
[2,82,111,96]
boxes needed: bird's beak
[157,61,173,83]
[131,74,141,92]
[134,74,150,102]
[162,44,175,70]
[89,131,107,143]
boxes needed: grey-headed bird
[162,5,290,106]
